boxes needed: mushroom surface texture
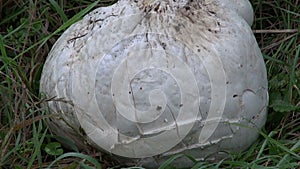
[40,0,268,168]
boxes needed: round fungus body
[40,0,268,168]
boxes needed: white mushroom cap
[40,0,267,168]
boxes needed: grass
[0,0,299,168]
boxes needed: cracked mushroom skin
[40,0,268,168]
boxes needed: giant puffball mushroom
[40,0,268,168]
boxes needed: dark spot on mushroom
[208,10,216,15]
[197,49,201,52]
[161,42,167,49]
[140,87,143,90]
[185,6,190,10]
[156,106,162,111]
[174,25,180,32]
[154,4,160,12]
[179,104,183,107]
[233,94,238,98]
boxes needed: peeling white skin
[40,0,268,168]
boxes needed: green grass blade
[256,131,277,159]
[288,43,300,100]
[158,154,184,169]
[0,35,7,59]
[27,124,48,169]
[263,54,288,66]
[259,131,300,159]
[277,140,300,167]
[46,152,102,169]
[49,0,68,23]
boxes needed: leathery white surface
[40,0,268,167]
